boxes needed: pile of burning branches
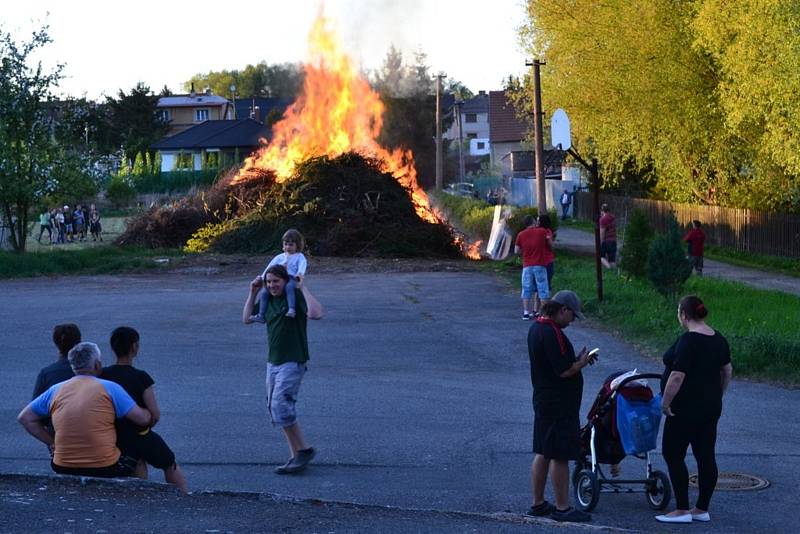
[117,152,462,259]
[115,169,276,249]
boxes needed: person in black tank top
[101,326,188,493]
[656,296,733,524]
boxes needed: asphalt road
[0,270,795,533]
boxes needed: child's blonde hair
[282,228,305,252]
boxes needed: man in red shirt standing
[599,204,617,269]
[683,220,706,275]
[515,215,554,320]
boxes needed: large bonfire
[118,12,470,259]
[232,13,436,223]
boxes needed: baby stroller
[571,371,671,512]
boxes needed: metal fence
[574,193,800,257]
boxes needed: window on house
[195,109,210,122]
[176,153,194,170]
[467,133,478,139]
[204,151,219,168]
[477,142,486,150]
[465,113,477,123]
[157,109,171,123]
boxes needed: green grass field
[2,216,187,278]
[24,217,128,252]
[489,251,800,385]
[0,246,184,278]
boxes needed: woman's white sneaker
[655,513,692,523]
[692,511,711,522]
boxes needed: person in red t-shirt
[599,204,617,269]
[683,220,706,275]
[515,215,554,320]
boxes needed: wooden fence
[573,193,800,257]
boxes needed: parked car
[444,182,478,198]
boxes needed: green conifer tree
[620,208,654,278]
[154,152,162,175]
[646,214,692,297]
[118,153,131,176]
[132,152,145,176]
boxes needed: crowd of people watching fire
[36,203,103,245]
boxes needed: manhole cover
[689,472,769,491]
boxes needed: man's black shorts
[52,454,138,478]
[601,241,617,262]
[533,412,581,461]
[119,430,176,470]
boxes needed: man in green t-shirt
[243,264,323,474]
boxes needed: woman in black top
[656,296,733,524]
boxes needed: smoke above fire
[232,11,437,223]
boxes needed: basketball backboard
[551,108,571,151]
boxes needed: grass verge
[0,247,186,279]
[482,251,800,385]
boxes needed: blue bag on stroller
[616,393,662,455]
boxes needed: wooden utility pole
[530,60,547,215]
[435,74,445,191]
[456,100,465,182]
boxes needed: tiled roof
[459,93,489,114]
[151,119,270,150]
[489,90,531,143]
[234,97,290,121]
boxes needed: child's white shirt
[264,252,308,277]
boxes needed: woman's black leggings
[662,416,719,511]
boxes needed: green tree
[446,79,474,101]
[106,83,168,163]
[647,215,692,297]
[620,208,654,278]
[0,25,87,252]
[185,62,304,99]
[372,45,405,97]
[132,152,146,176]
[105,175,135,208]
[691,0,800,211]
[372,46,455,188]
[515,0,800,212]
[118,154,131,176]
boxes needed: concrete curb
[0,472,636,532]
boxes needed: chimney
[190,82,196,98]
[478,90,486,96]
[205,87,212,96]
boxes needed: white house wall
[443,112,490,140]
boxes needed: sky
[4,0,530,100]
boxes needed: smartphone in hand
[587,348,600,362]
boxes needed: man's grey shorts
[266,362,307,427]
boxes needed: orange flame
[453,236,483,261]
[233,13,436,223]
[466,240,483,260]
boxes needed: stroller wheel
[571,459,586,489]
[646,469,672,510]
[574,469,600,512]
